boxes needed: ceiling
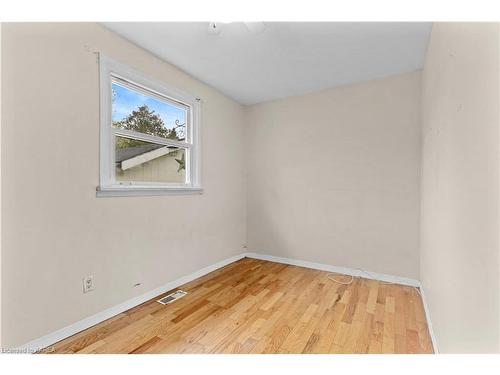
[103,22,432,105]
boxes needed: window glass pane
[115,136,186,184]
[112,81,187,142]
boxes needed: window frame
[97,54,202,197]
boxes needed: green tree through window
[113,105,186,171]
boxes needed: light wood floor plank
[47,258,433,354]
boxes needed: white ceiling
[103,22,432,105]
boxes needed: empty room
[1,3,500,370]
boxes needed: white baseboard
[15,253,247,353]
[245,252,421,287]
[417,285,439,353]
[16,250,438,354]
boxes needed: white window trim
[97,54,202,197]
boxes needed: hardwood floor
[49,258,433,354]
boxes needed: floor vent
[157,290,187,305]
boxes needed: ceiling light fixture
[207,22,266,35]
[207,22,222,35]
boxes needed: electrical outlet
[83,276,94,293]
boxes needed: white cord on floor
[327,268,422,297]
[327,273,355,285]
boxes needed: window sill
[96,186,203,197]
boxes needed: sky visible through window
[112,82,186,135]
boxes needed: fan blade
[244,22,265,34]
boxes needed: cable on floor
[327,273,355,285]
[327,268,422,297]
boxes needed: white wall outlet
[83,276,94,293]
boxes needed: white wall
[0,23,246,347]
[245,72,422,279]
[420,23,499,353]
[0,22,3,348]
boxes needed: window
[97,55,201,197]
